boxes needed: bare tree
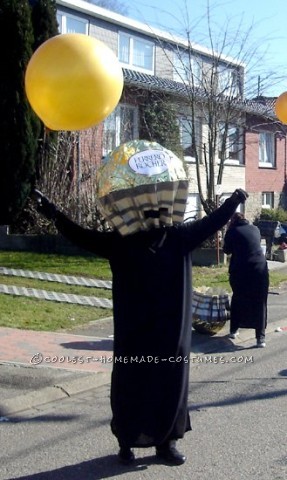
[13,130,77,234]
[152,0,284,215]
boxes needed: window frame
[184,193,200,222]
[118,31,155,74]
[57,11,89,34]
[218,123,243,165]
[217,64,239,97]
[261,192,274,209]
[173,50,202,86]
[103,103,139,156]
[178,115,201,163]
[259,132,275,168]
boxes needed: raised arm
[34,190,115,259]
[180,189,248,251]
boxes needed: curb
[0,283,113,309]
[1,320,287,418]
[1,371,111,418]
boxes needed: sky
[124,0,287,97]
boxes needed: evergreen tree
[29,0,58,50]
[10,0,60,232]
[140,92,183,158]
[28,0,59,183]
[0,0,40,225]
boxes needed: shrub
[258,208,287,223]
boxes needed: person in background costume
[35,140,248,466]
[223,212,269,347]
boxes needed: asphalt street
[1,284,287,420]
[0,260,286,479]
[0,325,287,480]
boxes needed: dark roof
[123,69,279,120]
[244,96,277,119]
[123,68,191,97]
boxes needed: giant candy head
[96,140,189,235]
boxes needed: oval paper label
[128,149,171,176]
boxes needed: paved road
[0,260,286,478]
[1,328,287,480]
[0,260,287,418]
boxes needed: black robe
[54,197,239,447]
[223,219,269,333]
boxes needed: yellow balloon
[275,91,287,124]
[25,34,124,131]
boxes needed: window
[119,32,154,73]
[103,104,139,155]
[57,11,88,34]
[262,192,274,209]
[173,51,202,86]
[218,123,243,164]
[178,116,201,162]
[217,64,239,97]
[259,132,275,167]
[184,194,200,221]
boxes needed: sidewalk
[2,314,287,418]
[0,259,286,418]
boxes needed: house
[55,0,286,223]
[244,96,287,218]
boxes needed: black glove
[230,188,249,204]
[33,189,58,220]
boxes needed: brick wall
[245,131,286,195]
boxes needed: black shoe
[256,338,266,348]
[118,447,135,465]
[156,441,186,466]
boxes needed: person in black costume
[223,212,269,347]
[35,140,248,466]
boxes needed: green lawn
[0,251,285,332]
[0,251,111,279]
[0,251,112,331]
